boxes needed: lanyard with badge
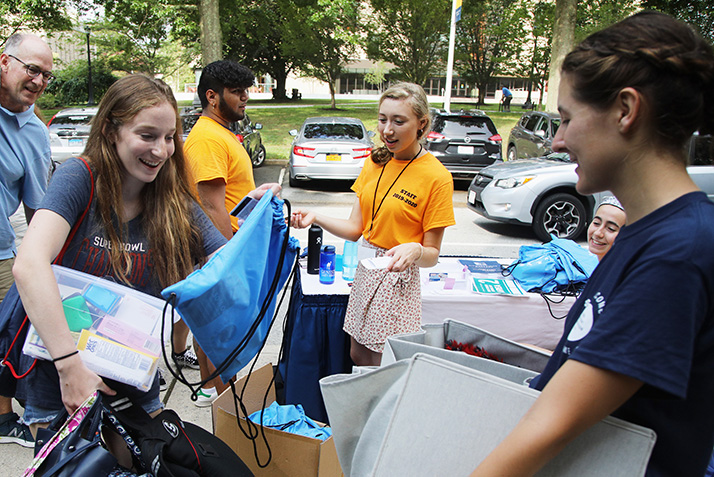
[361,146,422,259]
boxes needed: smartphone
[230,196,259,227]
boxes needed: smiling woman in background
[587,196,626,261]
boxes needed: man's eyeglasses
[7,55,55,84]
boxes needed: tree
[642,0,713,43]
[455,0,526,105]
[576,0,638,42]
[200,0,222,65]
[221,0,305,100]
[92,0,178,75]
[285,0,360,108]
[365,0,450,86]
[0,0,83,45]
[545,0,576,112]
[365,60,390,93]
[46,57,118,106]
[525,1,554,107]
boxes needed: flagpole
[443,0,461,112]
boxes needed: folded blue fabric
[249,401,332,441]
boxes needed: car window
[550,118,561,136]
[48,115,93,134]
[534,117,548,136]
[433,117,496,136]
[524,115,540,132]
[690,134,714,166]
[303,123,364,140]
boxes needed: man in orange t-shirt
[185,60,256,239]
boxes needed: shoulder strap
[54,157,94,265]
[2,158,95,380]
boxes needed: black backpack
[104,395,253,477]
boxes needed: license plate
[458,145,474,154]
[468,190,476,204]
[69,138,84,146]
[326,154,342,162]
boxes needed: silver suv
[467,133,714,242]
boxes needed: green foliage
[285,0,361,107]
[36,92,57,110]
[0,0,84,44]
[90,0,181,75]
[221,0,307,99]
[366,0,451,85]
[46,58,118,106]
[642,0,714,43]
[576,0,638,42]
[365,61,390,90]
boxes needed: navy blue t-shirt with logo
[532,192,714,477]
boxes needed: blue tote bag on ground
[162,191,298,382]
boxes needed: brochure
[459,259,503,274]
[471,277,527,297]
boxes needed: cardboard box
[23,265,168,390]
[212,364,343,477]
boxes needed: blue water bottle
[319,245,336,284]
[342,240,358,281]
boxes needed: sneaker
[172,349,199,370]
[0,412,34,448]
[193,388,218,408]
[158,369,168,392]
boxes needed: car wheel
[507,145,517,161]
[532,193,587,242]
[288,169,300,188]
[252,144,266,167]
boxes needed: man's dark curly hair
[197,60,255,108]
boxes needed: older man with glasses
[0,33,53,448]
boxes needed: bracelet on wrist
[52,350,78,363]
[417,243,424,262]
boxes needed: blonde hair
[371,82,432,165]
[82,74,204,288]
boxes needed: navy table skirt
[278,270,353,422]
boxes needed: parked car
[467,133,714,242]
[47,107,98,164]
[288,117,374,187]
[180,109,266,167]
[425,109,502,178]
[507,111,560,161]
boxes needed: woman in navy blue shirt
[473,12,714,476]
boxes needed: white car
[467,134,714,242]
[48,107,97,165]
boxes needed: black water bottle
[307,224,323,274]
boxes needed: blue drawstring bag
[506,236,598,294]
[161,191,299,382]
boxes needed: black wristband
[52,350,79,363]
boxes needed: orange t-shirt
[352,152,455,250]
[184,116,255,232]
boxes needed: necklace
[368,145,422,240]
